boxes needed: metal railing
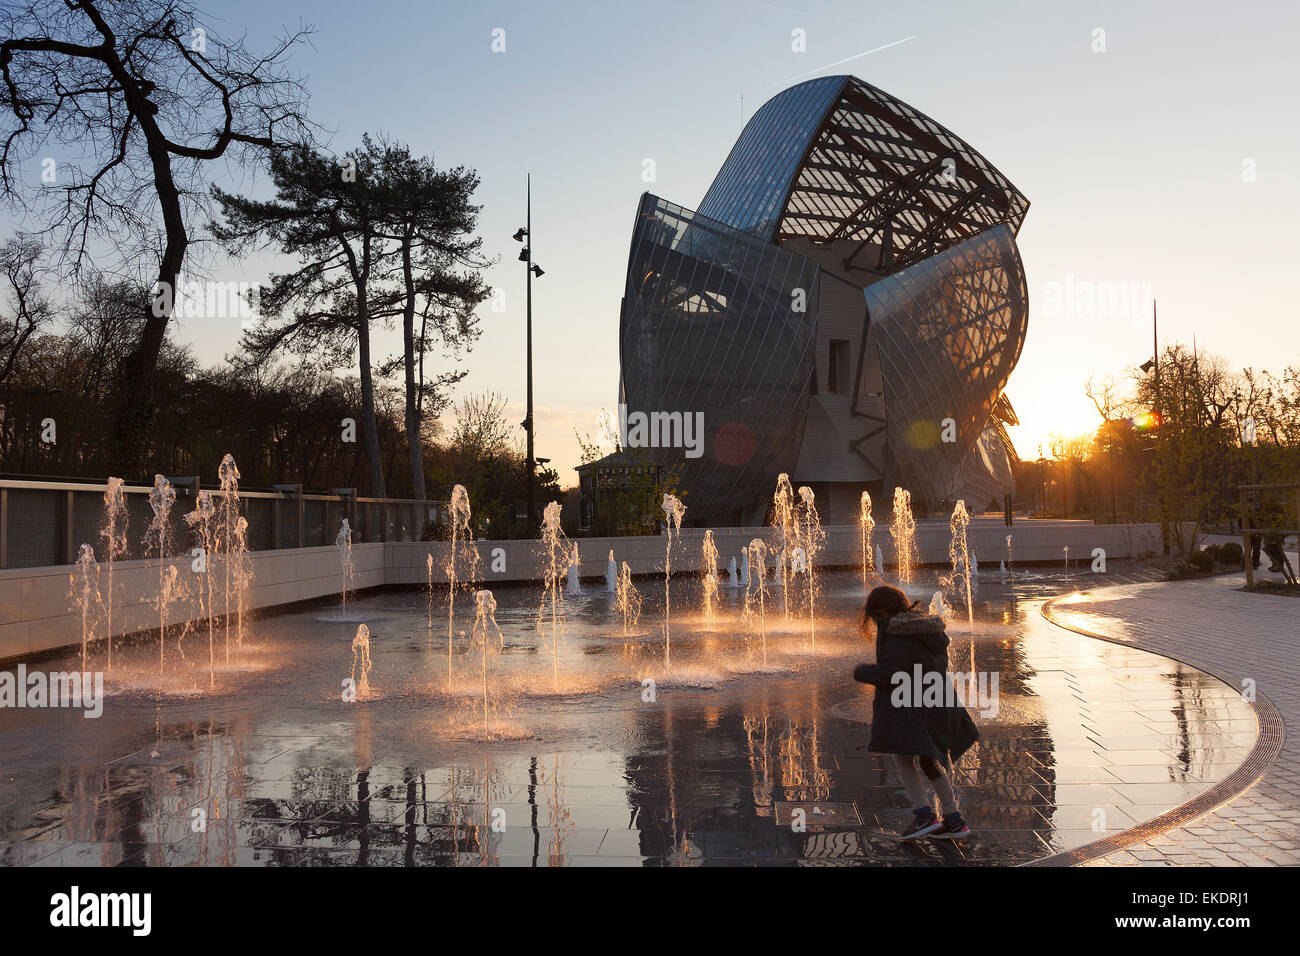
[0,477,433,570]
[1237,482,1300,587]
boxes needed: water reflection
[0,567,1256,866]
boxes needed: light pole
[514,175,545,530]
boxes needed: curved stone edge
[1021,592,1285,867]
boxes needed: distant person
[853,584,979,840]
[1245,493,1264,570]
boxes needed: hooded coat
[853,612,979,766]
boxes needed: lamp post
[514,175,545,530]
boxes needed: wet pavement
[1045,571,1298,866]
[0,563,1258,866]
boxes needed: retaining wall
[2,519,1161,661]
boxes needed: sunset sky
[17,0,1299,482]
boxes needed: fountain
[615,561,642,635]
[890,488,918,584]
[660,493,686,672]
[426,553,434,631]
[875,544,885,578]
[444,484,482,685]
[727,555,739,588]
[858,490,875,597]
[537,500,570,688]
[185,491,218,687]
[949,500,976,676]
[797,486,824,651]
[1063,545,1071,585]
[216,454,248,663]
[146,475,178,671]
[99,477,128,670]
[772,475,796,620]
[350,624,373,701]
[68,544,100,674]
[470,590,504,738]
[927,589,951,622]
[1006,534,1014,582]
[701,530,720,625]
[605,550,617,594]
[336,519,355,610]
[565,543,583,596]
[746,538,769,669]
[231,515,251,649]
[740,546,751,589]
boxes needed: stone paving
[1043,566,1299,866]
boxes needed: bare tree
[0,233,52,383]
[0,0,312,475]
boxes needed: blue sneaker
[900,810,942,840]
[930,816,971,839]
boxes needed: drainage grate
[1023,594,1285,867]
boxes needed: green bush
[1219,542,1244,566]
[1186,550,1214,573]
[1203,543,1222,563]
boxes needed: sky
[11,0,1300,482]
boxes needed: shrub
[1203,543,1222,563]
[1186,550,1214,573]
[1219,542,1244,566]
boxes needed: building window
[828,339,850,394]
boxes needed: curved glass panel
[867,223,1028,504]
[619,194,821,524]
[697,76,847,239]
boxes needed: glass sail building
[617,75,1029,525]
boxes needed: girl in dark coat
[853,584,979,840]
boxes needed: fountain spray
[797,486,824,651]
[537,500,570,688]
[661,493,686,672]
[949,500,976,677]
[146,475,177,672]
[99,478,128,670]
[701,530,720,625]
[859,490,875,598]
[69,544,100,674]
[216,454,247,663]
[615,561,642,635]
[565,543,583,596]
[471,590,504,738]
[350,624,373,700]
[445,484,482,684]
[890,488,918,584]
[772,475,796,620]
[185,491,218,688]
[336,519,355,610]
[426,553,434,631]
[747,538,769,669]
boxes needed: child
[853,584,979,840]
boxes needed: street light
[515,175,546,530]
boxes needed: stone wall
[2,520,1161,661]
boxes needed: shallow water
[0,564,1256,866]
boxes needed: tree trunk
[112,244,182,478]
[356,304,386,499]
[400,233,425,500]
[354,229,386,498]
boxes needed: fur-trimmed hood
[883,612,949,654]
